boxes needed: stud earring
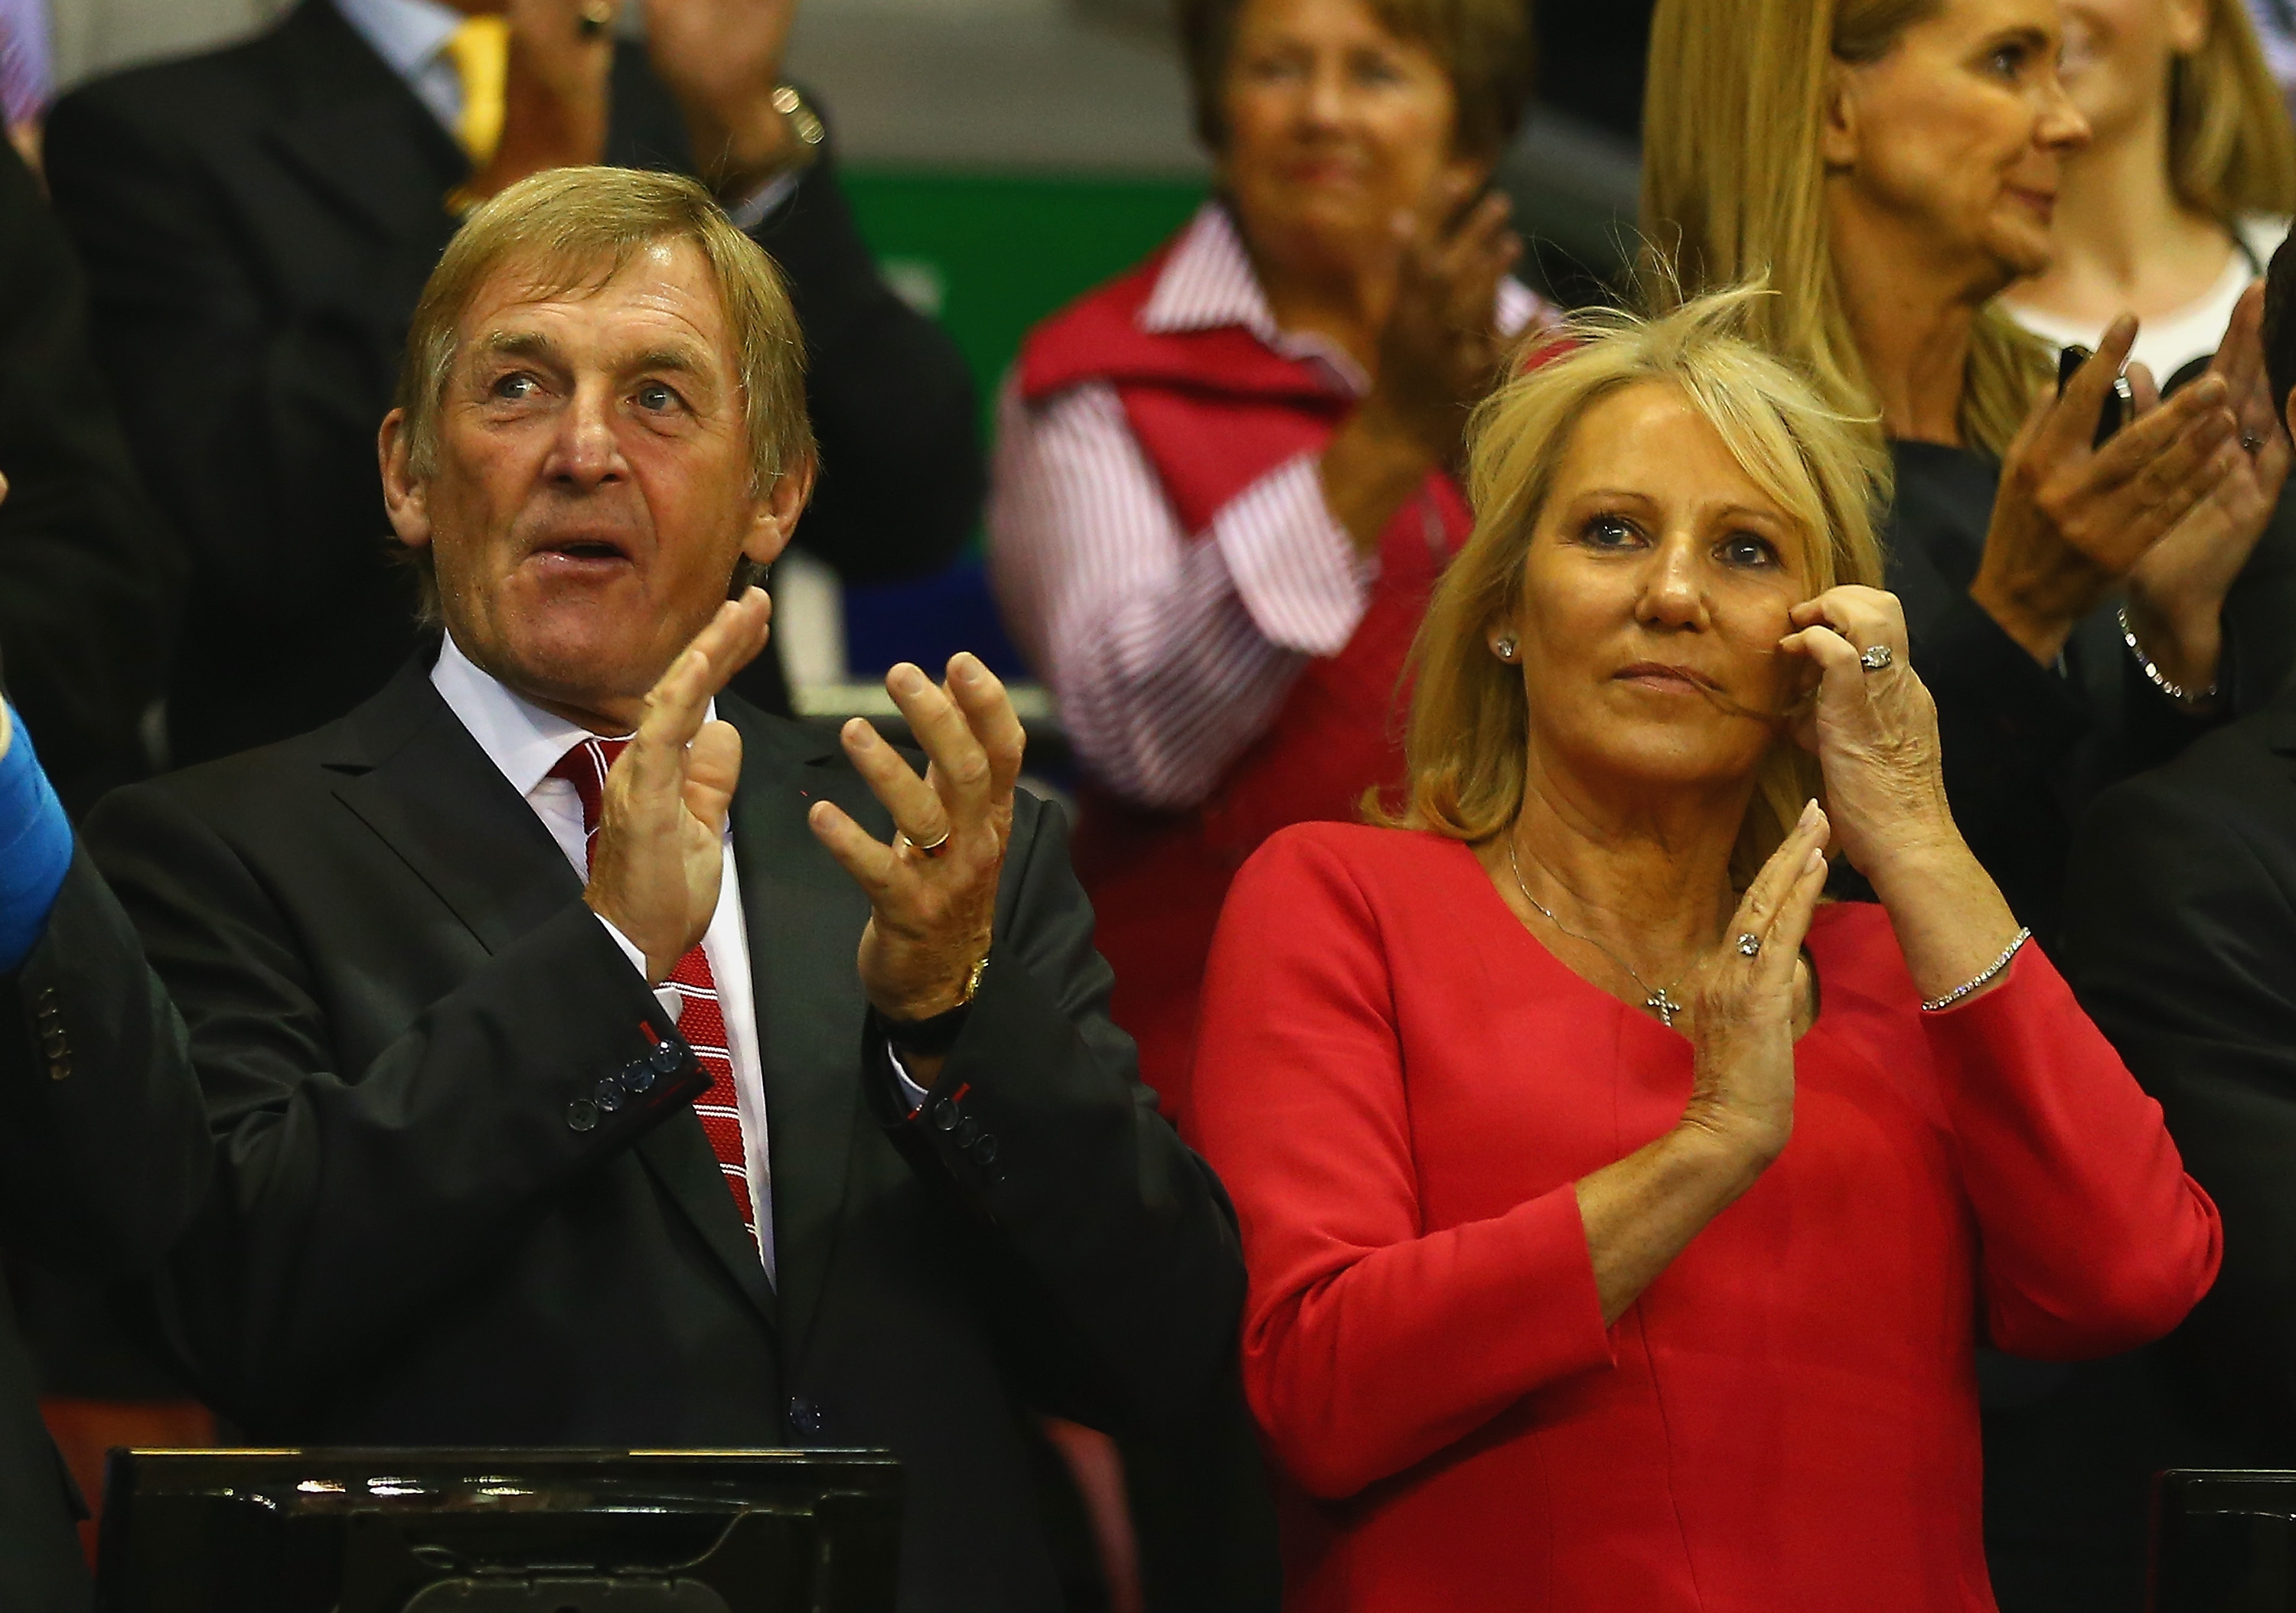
[1493,635,1518,663]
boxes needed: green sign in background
[833,169,1209,678]
[843,169,1208,432]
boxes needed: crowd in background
[0,0,2288,1611]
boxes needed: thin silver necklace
[1505,836,1691,1028]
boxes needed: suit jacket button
[970,1134,998,1167]
[621,1058,656,1096]
[566,1099,599,1132]
[34,989,57,1015]
[650,1042,683,1077]
[954,1117,980,1147]
[930,1100,959,1132]
[789,1395,823,1435]
[47,1056,70,1083]
[593,1079,625,1114]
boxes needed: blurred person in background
[0,497,209,1610]
[2049,226,2296,1606]
[2004,0,2294,387]
[0,132,177,819]
[1189,289,2219,1613]
[991,0,1545,1133]
[41,0,980,766]
[2002,0,2296,709]
[1644,0,2285,947]
[1645,0,2294,1605]
[990,0,1541,1605]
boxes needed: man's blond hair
[392,166,815,608]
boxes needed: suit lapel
[324,661,579,956]
[256,0,468,246]
[325,661,781,1333]
[726,705,876,1369]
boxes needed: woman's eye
[1985,42,2027,79]
[1719,533,1779,569]
[1580,515,1642,549]
[1352,52,1406,86]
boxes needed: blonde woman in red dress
[1188,290,2223,1613]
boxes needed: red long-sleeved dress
[1189,823,2222,1612]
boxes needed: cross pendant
[1646,986,1684,1027]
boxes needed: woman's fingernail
[1805,846,1826,873]
[1798,798,1820,827]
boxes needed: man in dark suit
[41,0,980,766]
[82,165,1241,1613]
[0,134,180,816]
[0,691,210,1608]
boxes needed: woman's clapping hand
[1674,800,1832,1167]
[1971,316,2240,673]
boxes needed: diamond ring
[1736,932,1762,957]
[1858,645,1893,673]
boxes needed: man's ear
[741,451,817,569]
[1818,59,1861,169]
[379,409,433,552]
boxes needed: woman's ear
[1818,59,1861,169]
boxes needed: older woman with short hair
[988,0,1546,1127]
[1188,291,2221,1612]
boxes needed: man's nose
[550,383,621,486]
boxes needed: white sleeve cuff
[885,1044,932,1113]
[728,169,806,233]
[1215,452,1377,658]
[595,912,685,1027]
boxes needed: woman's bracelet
[1919,927,2033,1013]
[2117,603,2217,711]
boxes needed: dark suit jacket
[0,139,181,816]
[0,854,212,1610]
[2063,679,2296,1441]
[80,657,1244,1613]
[42,0,981,765]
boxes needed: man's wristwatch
[884,953,989,1060]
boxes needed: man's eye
[491,373,539,401]
[635,383,681,412]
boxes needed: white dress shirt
[328,0,801,230]
[987,200,1551,813]
[429,634,781,1282]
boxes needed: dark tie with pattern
[548,736,757,1248]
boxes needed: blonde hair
[1382,286,1889,882]
[396,166,814,497]
[1176,0,1536,160]
[2171,0,2296,220]
[1640,0,2053,458]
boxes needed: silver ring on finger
[2245,430,2267,454]
[1858,644,1894,673]
[1735,932,1763,958]
[899,829,952,859]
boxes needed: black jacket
[2063,679,2296,1442]
[1881,441,2296,947]
[42,0,981,765]
[0,854,213,1610]
[0,139,181,816]
[80,659,1244,1613]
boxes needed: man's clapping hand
[584,589,772,982]
[807,654,1024,1028]
[643,0,803,197]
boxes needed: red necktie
[548,737,757,1247]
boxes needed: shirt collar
[1137,199,1551,395]
[431,632,716,802]
[329,0,463,83]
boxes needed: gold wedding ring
[900,829,952,859]
[576,1,613,39]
